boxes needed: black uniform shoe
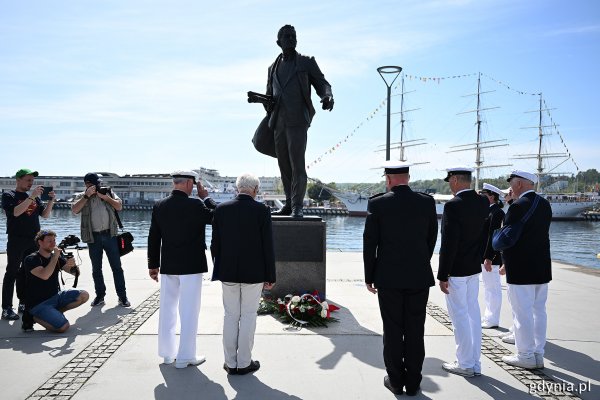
[383,376,403,395]
[405,386,420,396]
[291,207,303,218]
[237,360,260,375]
[223,363,237,375]
[272,205,292,216]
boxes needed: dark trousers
[274,124,308,209]
[377,287,429,392]
[3,236,36,309]
[88,232,127,298]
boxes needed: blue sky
[1,0,598,183]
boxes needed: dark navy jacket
[437,190,489,280]
[363,185,438,289]
[147,190,216,275]
[502,192,552,284]
[210,194,276,284]
[481,203,505,265]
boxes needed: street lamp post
[377,66,402,161]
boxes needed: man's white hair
[236,173,260,192]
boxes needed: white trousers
[158,274,203,362]
[507,283,548,357]
[446,273,482,370]
[481,264,502,325]
[222,282,263,369]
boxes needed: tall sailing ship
[333,74,596,220]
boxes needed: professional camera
[58,235,82,286]
[58,234,80,252]
[95,185,112,195]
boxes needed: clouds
[0,1,597,182]
[545,24,600,37]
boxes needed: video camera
[58,234,82,287]
[95,185,112,195]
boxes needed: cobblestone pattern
[426,301,581,399]
[27,290,161,400]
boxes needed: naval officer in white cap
[438,167,489,377]
[500,170,552,369]
[148,170,217,368]
[479,183,506,329]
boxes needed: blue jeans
[30,289,82,329]
[88,232,127,299]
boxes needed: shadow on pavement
[304,302,384,370]
[155,364,227,400]
[0,304,131,357]
[227,373,303,400]
[543,340,600,396]
[424,356,529,399]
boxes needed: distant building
[0,169,281,206]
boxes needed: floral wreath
[258,290,339,328]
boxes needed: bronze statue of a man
[266,25,334,218]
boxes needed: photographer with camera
[2,168,55,325]
[72,173,130,307]
[22,230,88,332]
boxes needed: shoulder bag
[492,194,540,251]
[113,210,134,257]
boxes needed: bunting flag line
[401,71,540,97]
[399,73,478,89]
[542,98,580,172]
[305,99,387,170]
[481,73,540,96]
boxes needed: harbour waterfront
[1,209,599,270]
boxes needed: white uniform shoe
[175,356,206,369]
[163,357,175,365]
[502,354,537,369]
[481,320,499,329]
[534,353,544,369]
[442,361,475,377]
[501,333,515,344]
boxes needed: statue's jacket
[266,52,332,129]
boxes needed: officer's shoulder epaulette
[369,192,385,200]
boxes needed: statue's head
[277,25,297,51]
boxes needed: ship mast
[512,93,568,192]
[536,93,545,192]
[448,72,508,190]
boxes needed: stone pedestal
[270,216,326,299]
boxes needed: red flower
[308,308,316,315]
[328,304,340,312]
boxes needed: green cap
[15,168,39,178]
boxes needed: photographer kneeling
[23,230,89,333]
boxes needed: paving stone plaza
[1,251,598,399]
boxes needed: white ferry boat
[334,190,596,220]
